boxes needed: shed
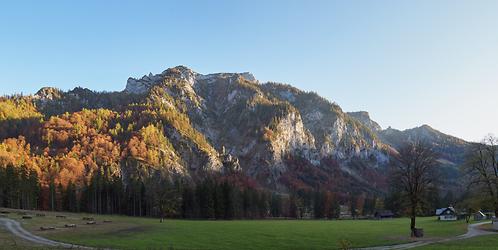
[374,210,394,219]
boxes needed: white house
[436,207,457,221]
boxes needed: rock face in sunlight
[347,111,382,132]
[125,65,255,94]
[0,65,472,193]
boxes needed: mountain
[0,66,471,197]
[343,110,470,167]
[379,125,470,165]
[344,112,472,186]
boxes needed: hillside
[0,66,472,217]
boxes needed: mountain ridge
[0,65,471,195]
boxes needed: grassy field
[415,234,498,250]
[0,208,469,250]
[412,222,497,250]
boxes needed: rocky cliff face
[347,111,382,132]
[125,65,255,94]
[261,83,390,163]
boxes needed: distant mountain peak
[418,124,435,130]
[347,111,382,131]
[34,87,63,100]
[351,111,370,116]
[125,66,256,94]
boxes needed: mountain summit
[125,66,256,94]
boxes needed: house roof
[475,211,486,216]
[436,207,455,216]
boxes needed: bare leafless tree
[391,141,439,237]
[463,135,498,216]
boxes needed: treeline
[1,161,383,220]
[0,164,40,210]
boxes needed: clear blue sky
[1,0,497,141]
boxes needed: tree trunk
[410,203,416,237]
[410,216,416,237]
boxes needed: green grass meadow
[415,234,498,250]
[0,208,472,250]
